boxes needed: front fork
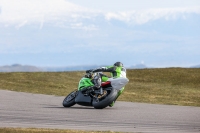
[94,87,103,95]
[92,87,104,102]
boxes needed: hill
[0,64,148,72]
[0,64,42,72]
[190,64,200,68]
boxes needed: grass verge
[0,68,200,106]
[0,128,121,133]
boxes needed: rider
[86,62,126,107]
[78,72,101,93]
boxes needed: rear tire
[63,90,77,107]
[92,88,118,109]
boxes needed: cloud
[1,0,200,28]
[105,7,200,25]
[70,23,98,30]
[0,0,90,25]
[67,0,200,12]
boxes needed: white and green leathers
[93,65,127,103]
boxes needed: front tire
[92,88,118,109]
[63,90,77,107]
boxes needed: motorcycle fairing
[75,91,92,106]
[108,77,129,90]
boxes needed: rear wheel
[92,88,118,109]
[63,90,77,107]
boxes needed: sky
[0,0,200,68]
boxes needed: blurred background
[0,0,200,71]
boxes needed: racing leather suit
[90,65,127,98]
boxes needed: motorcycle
[62,72,129,109]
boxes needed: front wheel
[92,88,118,109]
[63,90,77,107]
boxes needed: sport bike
[62,72,129,109]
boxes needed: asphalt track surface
[0,90,200,133]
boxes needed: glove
[85,86,94,93]
[86,69,93,73]
[81,86,94,93]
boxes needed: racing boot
[109,87,124,107]
[109,101,115,107]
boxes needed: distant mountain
[190,64,200,68]
[0,2,200,67]
[129,64,147,69]
[0,64,104,72]
[41,65,102,72]
[0,64,43,72]
[0,64,149,72]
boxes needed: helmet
[114,62,123,67]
